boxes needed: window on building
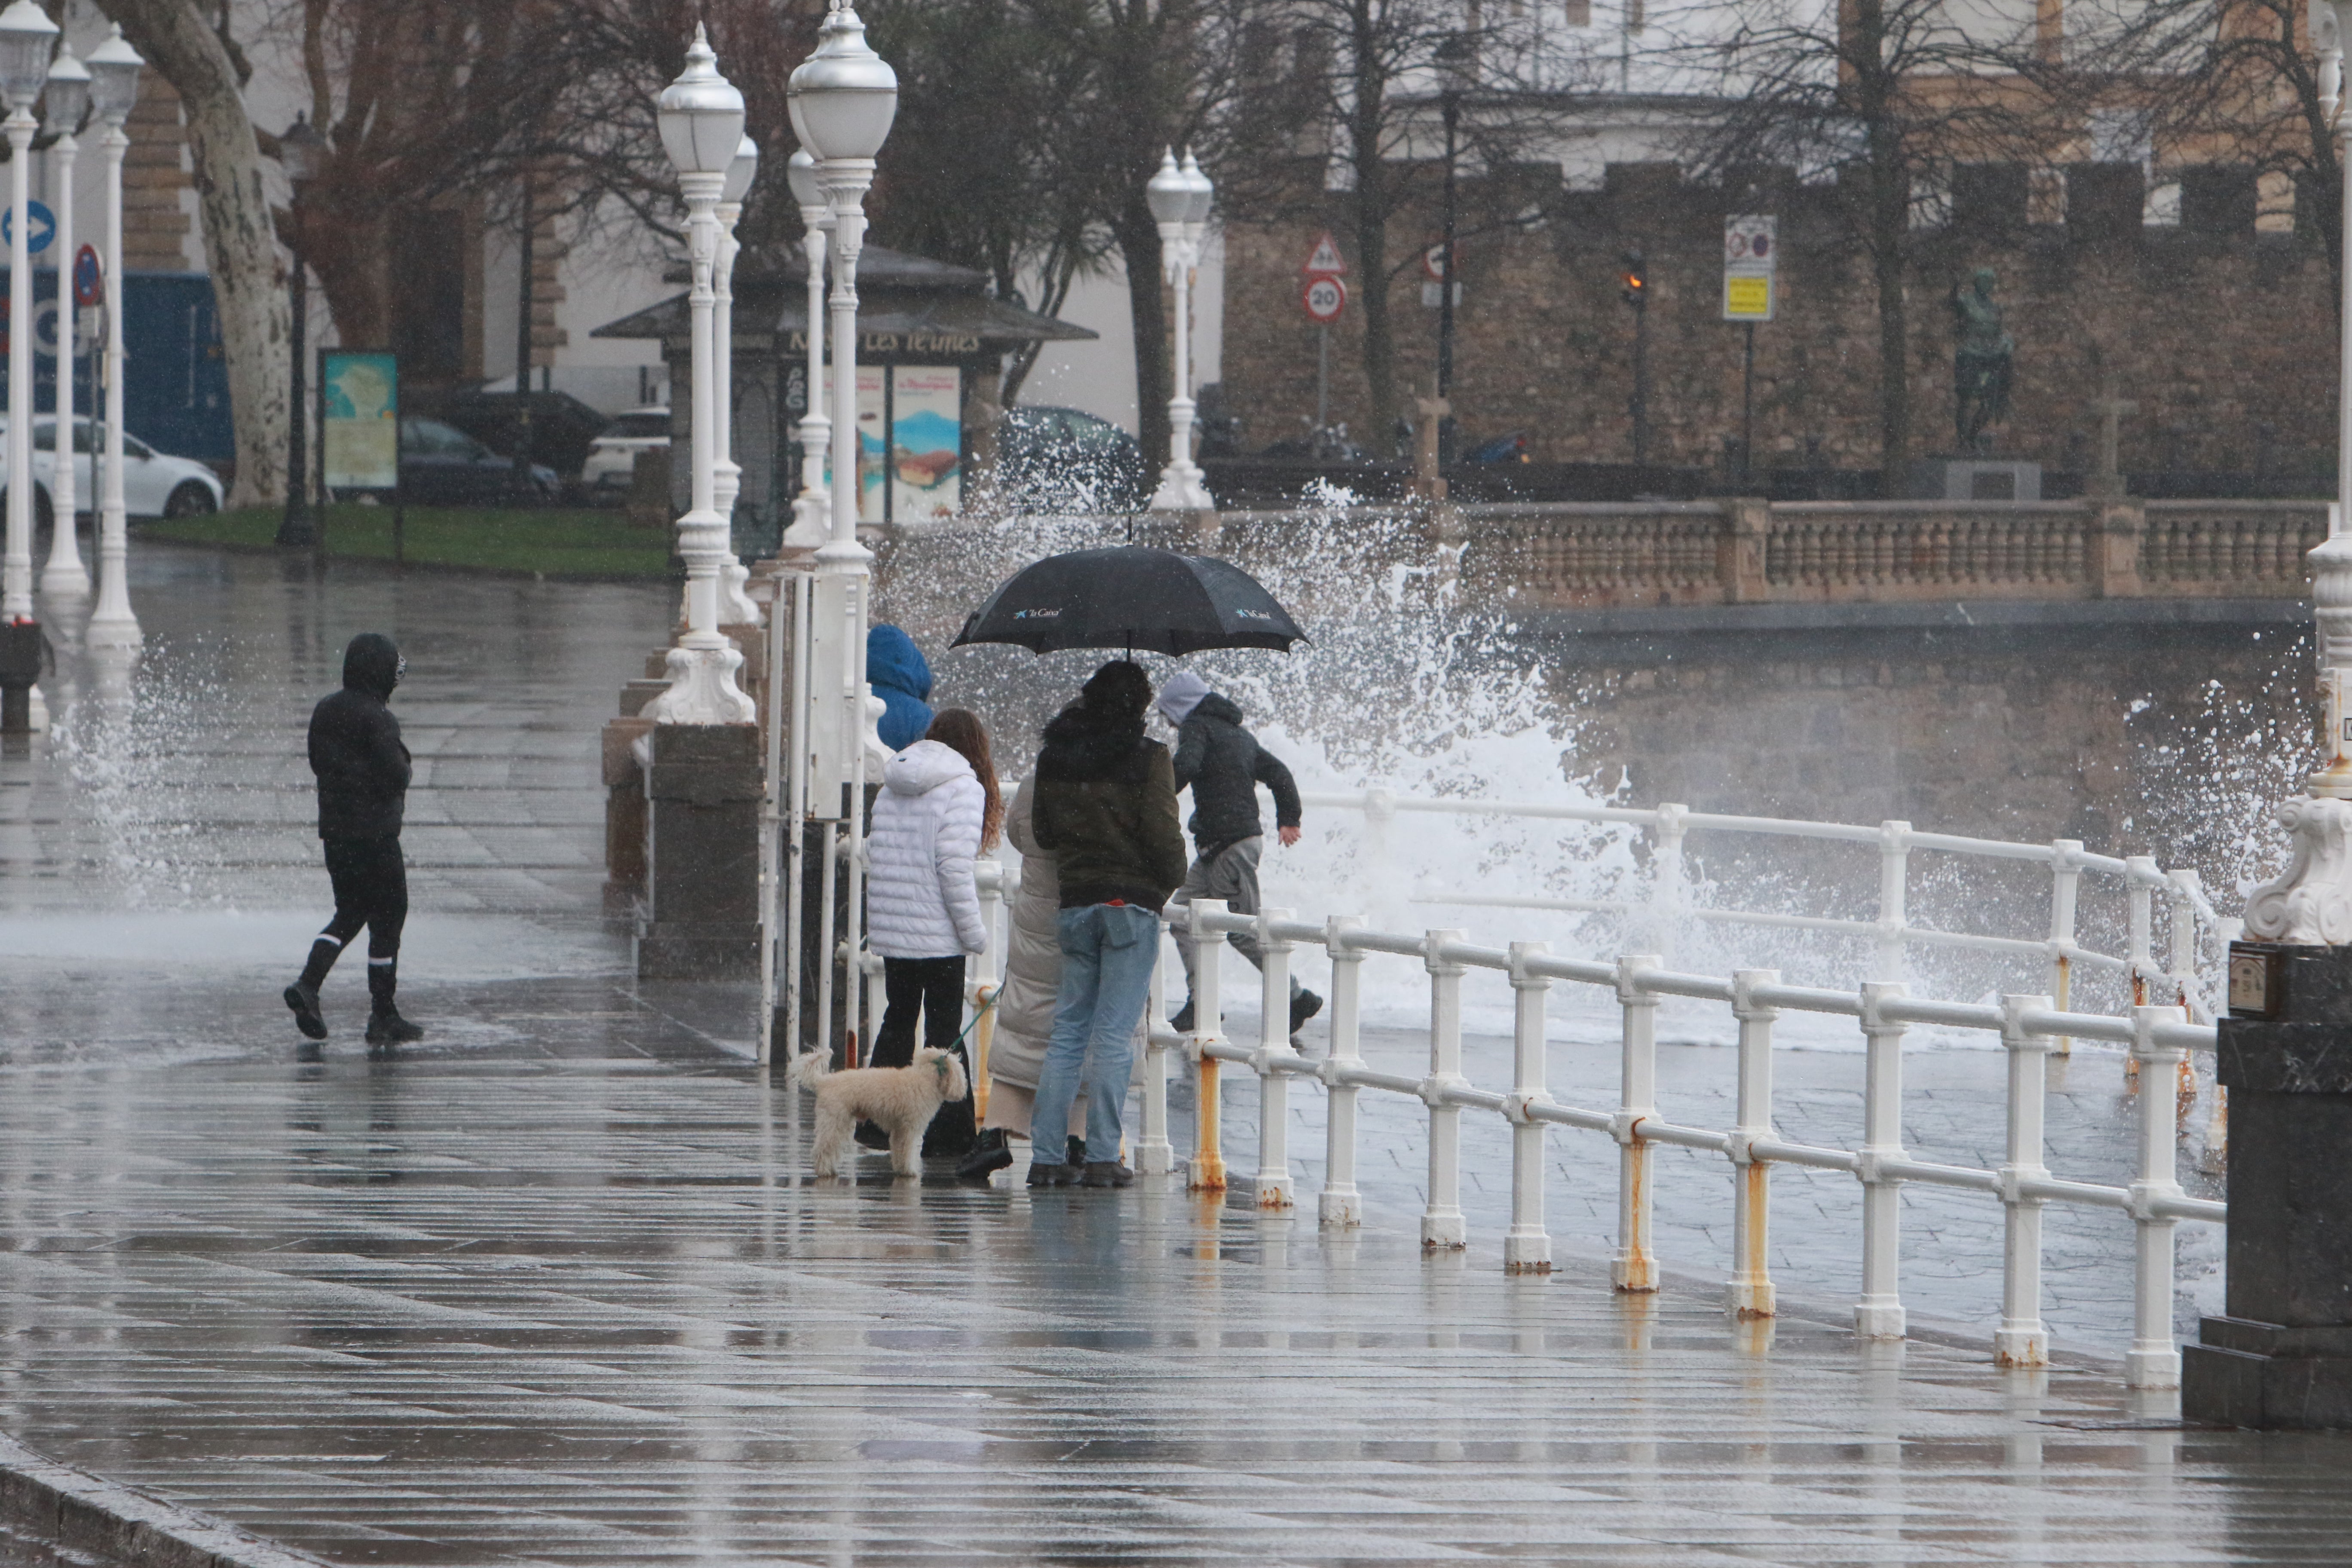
[1564,0,1590,23]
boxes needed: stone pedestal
[2182,943,2352,1428]
[637,723,762,981]
[1907,457,2042,502]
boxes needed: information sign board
[322,351,399,490]
[1722,214,1776,322]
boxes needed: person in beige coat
[959,776,1147,1182]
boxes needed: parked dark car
[393,416,558,505]
[995,405,1150,514]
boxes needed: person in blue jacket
[867,625,934,751]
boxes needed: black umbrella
[951,546,1308,656]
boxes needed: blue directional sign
[0,200,55,254]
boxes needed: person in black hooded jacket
[283,633,424,1048]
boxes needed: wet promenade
[1,546,2348,1565]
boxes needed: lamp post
[275,113,326,549]
[649,25,754,726]
[0,0,55,624]
[84,23,138,648]
[782,147,829,549]
[714,131,759,622]
[34,43,86,598]
[1146,149,1215,511]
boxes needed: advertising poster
[821,367,888,522]
[321,351,399,490]
[889,366,962,520]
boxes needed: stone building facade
[1218,162,2337,481]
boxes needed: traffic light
[1620,249,1647,310]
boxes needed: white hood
[884,738,974,797]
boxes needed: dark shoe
[956,1129,1014,1184]
[1082,1161,1136,1188]
[1170,998,1195,1033]
[854,1121,891,1151]
[284,981,327,1041]
[1026,1161,1076,1188]
[364,1007,423,1046]
[1067,1136,1087,1168]
[1289,989,1323,1036]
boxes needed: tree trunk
[104,0,290,507]
[1355,161,1396,450]
[1114,198,1170,469]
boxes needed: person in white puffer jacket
[864,709,1002,1156]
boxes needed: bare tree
[100,0,288,505]
[1678,0,2042,493]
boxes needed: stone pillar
[2089,498,2145,599]
[2183,943,2352,1427]
[637,724,763,980]
[1718,497,1770,604]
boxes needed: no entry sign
[1302,274,1347,324]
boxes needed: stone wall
[1218,163,2337,478]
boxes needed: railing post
[1138,922,1175,1175]
[2126,854,2157,1007]
[2166,869,2202,1012]
[1646,806,1688,964]
[1994,992,2055,1367]
[1253,907,1299,1209]
[1504,941,1554,1274]
[1187,897,1229,1192]
[2127,1004,2190,1389]
[1726,968,1779,1317]
[2048,840,2083,1056]
[1420,928,1470,1250]
[1874,821,1911,981]
[1611,953,1662,1292]
[1318,915,1366,1227]
[1855,979,1909,1340]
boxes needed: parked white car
[581,406,670,497]
[0,414,224,524]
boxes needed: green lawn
[145,504,677,579]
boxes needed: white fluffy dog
[788,1047,970,1177]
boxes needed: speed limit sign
[1302,274,1347,324]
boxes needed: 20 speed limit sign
[1302,274,1347,324]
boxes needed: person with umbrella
[1157,671,1321,1039]
[1024,661,1188,1189]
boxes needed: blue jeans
[1031,902,1162,1167]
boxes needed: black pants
[871,954,974,1155]
[299,836,407,1004]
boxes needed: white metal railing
[968,861,2225,1391]
[1300,788,2236,1029]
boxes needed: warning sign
[1302,232,1346,276]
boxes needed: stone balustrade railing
[1450,497,2328,609]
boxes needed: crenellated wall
[1218,162,2337,480]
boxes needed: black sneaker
[1289,989,1323,1036]
[284,981,327,1041]
[1082,1161,1136,1188]
[854,1121,891,1151]
[1170,999,1196,1033]
[364,1007,423,1046]
[956,1129,1014,1184]
[1025,1161,1077,1188]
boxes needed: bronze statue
[1951,266,2015,452]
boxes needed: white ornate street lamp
[0,0,55,623]
[2243,3,2352,938]
[649,25,754,726]
[83,23,139,649]
[1147,147,1215,512]
[788,0,896,805]
[713,129,759,624]
[34,42,86,598]
[781,147,830,549]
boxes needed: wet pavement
[1,546,2346,1565]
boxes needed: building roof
[594,241,1097,347]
